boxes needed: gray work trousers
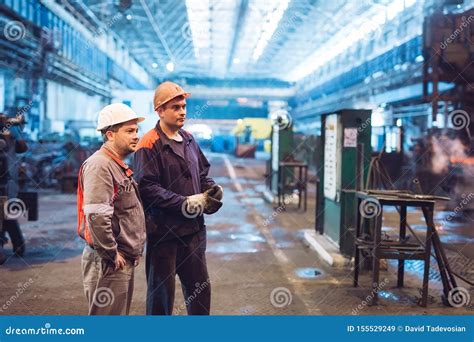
[81,245,135,315]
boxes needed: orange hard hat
[153,81,190,111]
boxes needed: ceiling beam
[139,0,176,64]
[226,0,248,72]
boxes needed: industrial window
[12,0,20,13]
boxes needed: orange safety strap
[100,146,134,177]
[76,147,134,245]
[76,165,93,246]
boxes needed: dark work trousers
[146,229,211,315]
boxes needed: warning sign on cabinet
[324,114,340,201]
[343,128,358,147]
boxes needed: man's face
[158,97,187,129]
[107,120,139,156]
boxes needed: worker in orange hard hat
[77,103,146,315]
[134,81,223,315]
[152,81,191,111]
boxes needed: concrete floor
[0,152,473,315]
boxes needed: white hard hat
[96,103,145,131]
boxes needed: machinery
[0,113,38,265]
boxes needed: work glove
[206,184,223,201]
[203,185,224,215]
[183,193,206,218]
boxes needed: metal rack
[353,190,451,307]
[277,161,308,211]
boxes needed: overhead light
[166,62,174,72]
[152,62,158,69]
[126,14,132,20]
[185,0,211,59]
[233,57,240,64]
[252,0,290,61]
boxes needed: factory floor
[0,152,472,316]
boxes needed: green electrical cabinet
[315,109,372,256]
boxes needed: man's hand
[184,193,206,216]
[204,184,223,201]
[203,185,224,215]
[212,185,223,201]
[115,252,126,271]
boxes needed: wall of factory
[112,90,269,135]
[26,0,153,89]
[0,69,41,136]
[111,90,156,134]
[0,0,156,139]
[45,80,104,134]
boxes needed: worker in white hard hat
[77,102,146,315]
[134,81,223,315]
